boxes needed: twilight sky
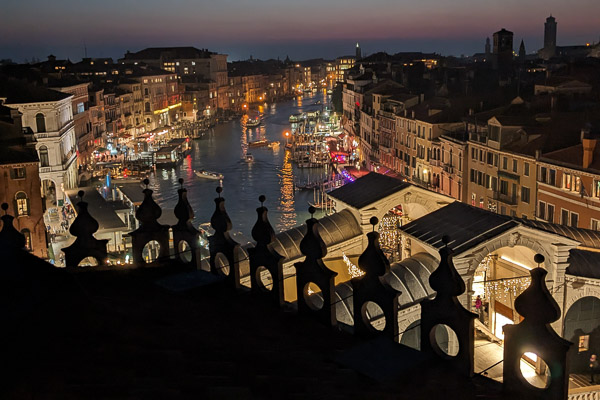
[1,0,598,62]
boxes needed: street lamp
[284,131,290,146]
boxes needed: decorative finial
[370,216,378,232]
[1,203,8,215]
[259,195,266,206]
[534,253,545,265]
[442,235,450,247]
[216,186,222,198]
[143,178,150,188]
[309,206,315,218]
[77,190,84,199]
[178,178,184,188]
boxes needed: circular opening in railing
[178,240,193,263]
[142,240,161,264]
[519,352,551,389]
[361,301,386,332]
[430,324,459,358]
[78,257,99,267]
[303,282,324,311]
[256,266,273,292]
[215,252,230,276]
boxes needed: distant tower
[542,15,557,59]
[493,28,514,70]
[356,42,362,60]
[518,39,526,61]
[485,37,491,58]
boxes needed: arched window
[145,102,151,113]
[36,113,46,133]
[39,146,49,167]
[15,191,29,216]
[21,229,31,251]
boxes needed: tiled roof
[328,172,411,209]
[0,77,71,103]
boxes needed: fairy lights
[344,252,364,278]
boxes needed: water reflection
[278,149,296,231]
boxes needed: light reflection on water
[149,92,331,239]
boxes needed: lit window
[15,192,28,216]
[21,229,31,251]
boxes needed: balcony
[443,164,454,174]
[494,191,518,205]
[34,120,74,140]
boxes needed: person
[590,354,598,383]
[475,295,483,321]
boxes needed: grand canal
[150,90,333,242]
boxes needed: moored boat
[268,141,280,149]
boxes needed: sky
[0,0,598,62]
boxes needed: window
[487,152,494,165]
[470,169,475,183]
[512,159,518,173]
[10,167,26,179]
[539,167,547,183]
[563,173,572,190]
[547,204,555,223]
[15,192,28,216]
[35,113,46,133]
[595,180,600,198]
[502,157,508,170]
[145,102,150,113]
[592,219,600,231]
[571,212,579,228]
[538,201,546,220]
[524,162,530,176]
[21,229,31,251]
[472,148,477,160]
[561,209,569,226]
[39,146,49,167]
[500,180,508,195]
[549,169,556,186]
[521,187,530,203]
[76,102,85,114]
[471,193,476,206]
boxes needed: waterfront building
[0,78,78,211]
[537,127,600,230]
[0,105,47,258]
[121,47,228,113]
[335,55,356,83]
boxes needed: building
[335,55,356,83]
[0,78,78,211]
[540,15,557,60]
[537,129,600,229]
[121,47,228,113]
[0,105,47,258]
[492,28,514,70]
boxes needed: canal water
[151,90,333,242]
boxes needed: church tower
[356,42,362,60]
[518,39,526,61]
[542,15,557,59]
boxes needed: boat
[289,113,305,123]
[244,117,262,127]
[244,153,254,162]
[248,139,269,148]
[268,141,280,149]
[194,170,224,180]
[308,200,333,209]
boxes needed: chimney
[469,108,474,116]
[411,110,415,119]
[582,128,596,169]
[535,149,541,159]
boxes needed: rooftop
[328,172,411,209]
[0,77,71,104]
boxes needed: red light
[355,101,360,107]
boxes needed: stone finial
[514,257,560,325]
[69,190,100,238]
[136,181,162,227]
[357,216,389,277]
[0,202,26,248]
[251,195,275,247]
[210,186,232,234]
[429,235,465,297]
[174,178,194,227]
[299,208,327,260]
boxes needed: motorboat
[194,170,224,180]
[248,139,269,148]
[244,117,261,127]
[268,141,280,149]
[244,153,254,162]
